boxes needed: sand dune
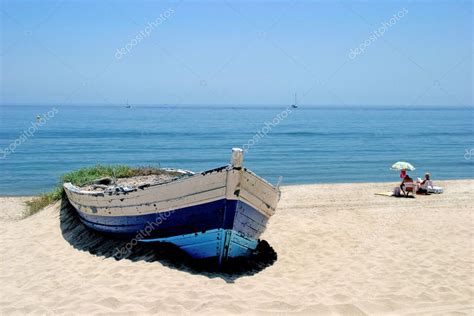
[1,180,473,315]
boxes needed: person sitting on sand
[400,174,414,196]
[417,173,432,194]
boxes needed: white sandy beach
[0,180,473,315]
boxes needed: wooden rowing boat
[63,148,280,264]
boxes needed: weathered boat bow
[64,148,281,264]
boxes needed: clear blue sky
[1,0,472,106]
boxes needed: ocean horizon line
[1,103,473,109]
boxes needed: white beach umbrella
[391,161,415,171]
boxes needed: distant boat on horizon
[125,99,131,108]
[291,92,298,109]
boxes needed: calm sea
[0,105,473,195]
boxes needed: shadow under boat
[59,197,277,282]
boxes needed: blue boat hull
[76,199,269,260]
[141,229,259,260]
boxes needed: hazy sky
[1,0,472,106]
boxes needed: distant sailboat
[125,99,131,108]
[291,92,298,109]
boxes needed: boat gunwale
[242,167,281,196]
[68,186,227,211]
[64,165,281,197]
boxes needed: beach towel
[375,191,394,197]
[375,186,418,198]
[374,191,415,198]
[427,186,443,194]
[421,180,443,194]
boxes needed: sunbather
[417,173,432,194]
[400,174,415,197]
[416,173,444,194]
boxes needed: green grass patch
[24,185,64,218]
[24,164,181,217]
